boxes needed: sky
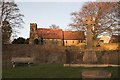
[13,0,119,40]
[14,0,119,39]
[15,2,86,39]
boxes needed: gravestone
[82,70,111,80]
[83,16,97,63]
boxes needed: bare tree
[0,0,24,43]
[49,24,59,29]
[69,2,119,39]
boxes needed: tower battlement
[30,23,37,25]
[29,23,38,44]
[30,23,37,31]
[30,23,37,28]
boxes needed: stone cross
[83,16,95,49]
[83,16,97,63]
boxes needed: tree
[69,2,119,40]
[12,37,25,44]
[0,0,24,44]
[49,24,59,29]
[24,38,29,44]
[2,21,12,44]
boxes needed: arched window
[34,39,39,44]
[81,40,83,43]
[73,41,74,44]
[66,41,67,44]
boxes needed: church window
[30,28,33,32]
[73,41,74,43]
[34,39,39,44]
[66,41,67,44]
[81,40,83,43]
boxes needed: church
[29,23,86,46]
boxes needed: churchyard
[1,1,120,80]
[2,44,120,79]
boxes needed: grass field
[2,64,119,78]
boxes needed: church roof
[111,35,119,39]
[37,28,63,39]
[64,31,85,40]
[36,28,85,40]
[110,35,119,42]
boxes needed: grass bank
[2,64,119,78]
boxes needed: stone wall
[43,39,62,46]
[2,44,66,64]
[100,43,119,50]
[2,44,120,64]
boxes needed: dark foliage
[2,21,12,44]
[24,38,29,44]
[12,37,25,44]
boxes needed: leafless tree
[69,2,119,39]
[0,0,24,43]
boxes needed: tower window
[66,41,67,44]
[81,40,83,43]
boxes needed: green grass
[2,64,119,78]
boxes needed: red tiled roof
[37,28,63,39]
[36,28,85,40]
[64,31,85,40]
[111,35,119,39]
[110,35,119,41]
[109,35,120,43]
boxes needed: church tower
[29,23,38,44]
